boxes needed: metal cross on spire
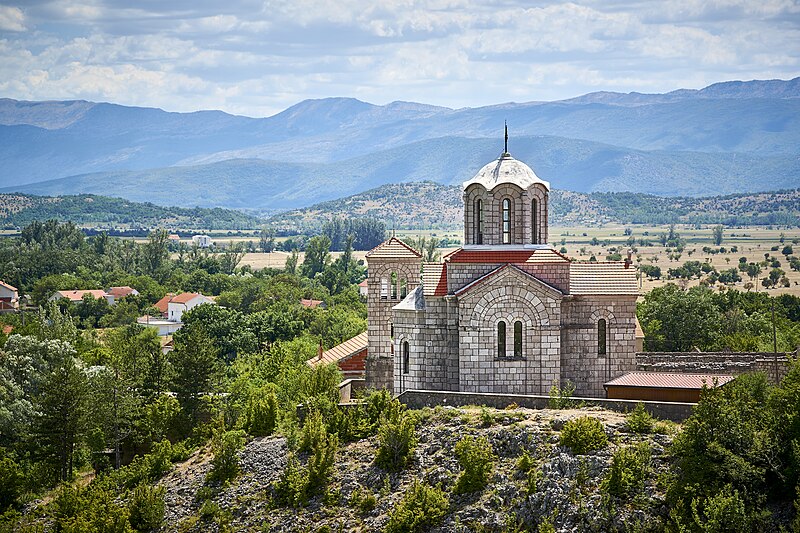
[504,120,508,154]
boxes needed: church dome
[462,152,550,192]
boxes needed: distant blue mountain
[0,77,798,207]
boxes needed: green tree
[638,284,722,351]
[259,226,276,253]
[34,344,89,481]
[712,225,724,246]
[170,328,221,424]
[140,229,170,277]
[300,236,331,279]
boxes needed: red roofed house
[358,279,368,299]
[105,286,140,305]
[50,289,108,304]
[300,298,327,310]
[167,293,215,322]
[365,142,638,398]
[307,331,368,379]
[0,281,19,313]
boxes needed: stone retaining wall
[397,388,695,421]
[636,351,795,384]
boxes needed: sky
[0,0,798,117]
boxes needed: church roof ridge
[454,263,563,298]
[366,236,422,259]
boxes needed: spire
[504,120,509,155]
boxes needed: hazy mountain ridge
[1,77,799,204]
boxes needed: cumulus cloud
[0,0,797,115]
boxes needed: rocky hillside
[268,182,800,231]
[156,405,673,532]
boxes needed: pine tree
[170,328,221,425]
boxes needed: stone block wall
[560,295,638,397]
[636,351,793,384]
[393,297,459,394]
[456,268,562,394]
[366,257,421,390]
[463,183,549,246]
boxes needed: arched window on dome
[531,199,538,244]
[514,321,523,357]
[502,199,511,244]
[474,198,484,244]
[497,321,506,357]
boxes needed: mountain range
[1,77,799,210]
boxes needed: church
[363,140,639,398]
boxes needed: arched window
[598,319,607,356]
[514,321,522,357]
[497,321,506,357]
[531,199,538,244]
[400,279,407,299]
[390,272,398,300]
[380,278,388,299]
[474,198,484,244]
[402,341,410,374]
[502,199,511,244]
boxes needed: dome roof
[462,152,550,192]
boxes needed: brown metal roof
[569,262,638,295]
[605,371,735,390]
[366,237,422,260]
[422,263,448,297]
[307,331,368,367]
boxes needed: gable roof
[154,293,175,314]
[569,262,638,295]
[107,286,137,297]
[170,292,203,304]
[307,331,368,367]
[454,263,563,299]
[300,298,325,308]
[445,247,570,264]
[366,237,422,260]
[605,371,735,390]
[54,289,107,302]
[422,263,448,297]
[0,280,17,292]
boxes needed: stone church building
[364,148,638,398]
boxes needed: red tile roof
[0,280,17,292]
[2,324,13,335]
[446,247,569,264]
[154,293,175,314]
[366,237,422,260]
[55,289,107,302]
[170,292,203,304]
[107,286,137,298]
[308,331,368,367]
[605,371,735,390]
[300,298,325,308]
[569,262,638,295]
[358,280,368,287]
[422,263,448,297]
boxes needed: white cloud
[0,0,796,115]
[0,5,25,31]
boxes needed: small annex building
[364,142,639,398]
[307,331,368,379]
[605,371,736,403]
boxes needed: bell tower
[364,237,422,390]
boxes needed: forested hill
[269,182,800,231]
[0,193,261,230]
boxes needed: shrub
[375,400,417,472]
[274,454,308,507]
[274,420,337,506]
[385,480,449,533]
[299,410,326,453]
[626,403,655,434]
[306,429,338,497]
[548,380,577,409]
[453,435,496,494]
[206,429,245,485]
[349,486,377,515]
[601,442,651,498]
[127,484,166,531]
[244,386,278,437]
[0,456,23,510]
[560,416,607,454]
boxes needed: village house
[137,292,216,336]
[49,289,109,305]
[0,281,19,313]
[192,234,213,248]
[105,286,139,305]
